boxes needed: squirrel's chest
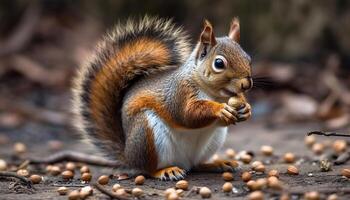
[145,110,227,170]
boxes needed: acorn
[222,182,233,193]
[225,148,236,159]
[81,172,92,182]
[241,171,252,182]
[175,180,188,190]
[287,165,299,175]
[17,169,29,177]
[135,175,145,185]
[199,187,211,198]
[68,190,80,200]
[268,169,279,178]
[98,175,109,185]
[61,170,74,180]
[57,186,69,195]
[248,191,264,200]
[283,153,295,163]
[0,159,7,171]
[132,188,143,197]
[304,191,320,200]
[29,174,42,184]
[260,145,273,156]
[14,142,26,154]
[341,168,350,178]
[222,172,234,181]
[240,154,252,164]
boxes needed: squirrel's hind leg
[192,159,240,173]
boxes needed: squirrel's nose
[239,77,253,92]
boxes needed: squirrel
[72,16,253,180]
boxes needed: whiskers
[252,76,276,90]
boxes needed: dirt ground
[0,121,350,200]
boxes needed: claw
[152,166,186,181]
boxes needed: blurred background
[0,0,349,144]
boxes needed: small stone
[312,143,324,155]
[341,168,350,178]
[261,145,273,156]
[199,187,211,198]
[65,162,76,171]
[175,180,188,190]
[222,172,234,181]
[68,190,80,200]
[81,172,92,182]
[287,165,299,175]
[112,184,122,192]
[29,174,42,184]
[80,165,90,174]
[61,170,74,180]
[222,182,233,193]
[0,159,7,171]
[132,188,143,197]
[283,153,295,163]
[225,148,236,159]
[17,169,29,177]
[268,169,279,178]
[98,175,109,185]
[57,186,69,195]
[242,171,252,182]
[304,191,320,200]
[14,142,26,154]
[327,194,338,200]
[305,135,316,147]
[241,154,252,164]
[248,191,264,200]
[134,175,145,185]
[333,140,347,154]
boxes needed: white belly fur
[145,110,228,170]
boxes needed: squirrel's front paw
[236,103,251,122]
[218,103,238,125]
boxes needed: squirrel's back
[72,16,191,158]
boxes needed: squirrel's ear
[228,17,240,43]
[199,20,217,46]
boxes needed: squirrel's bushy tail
[72,16,191,159]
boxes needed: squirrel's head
[192,18,252,99]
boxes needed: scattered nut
[135,175,145,185]
[0,159,7,171]
[65,162,76,171]
[246,180,259,191]
[14,142,26,154]
[176,189,185,197]
[112,184,122,192]
[98,175,109,185]
[241,154,252,164]
[17,169,29,177]
[29,174,42,184]
[199,187,211,198]
[61,170,74,180]
[167,191,179,200]
[287,165,299,175]
[115,188,127,196]
[132,188,143,197]
[304,191,320,200]
[283,152,296,163]
[222,182,233,193]
[248,191,264,200]
[255,178,267,189]
[312,143,324,155]
[80,186,93,198]
[80,165,90,174]
[254,164,265,173]
[341,168,350,178]
[164,188,177,198]
[222,172,234,181]
[251,161,263,169]
[225,148,236,159]
[327,194,338,200]
[261,145,273,156]
[267,176,282,190]
[305,135,316,147]
[268,169,279,178]
[333,140,347,154]
[242,171,252,182]
[175,180,188,190]
[81,172,92,182]
[57,186,69,195]
[50,166,61,176]
[68,190,80,200]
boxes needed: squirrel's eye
[212,55,227,72]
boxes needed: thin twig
[29,151,122,167]
[307,131,350,137]
[0,171,33,188]
[93,183,130,200]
